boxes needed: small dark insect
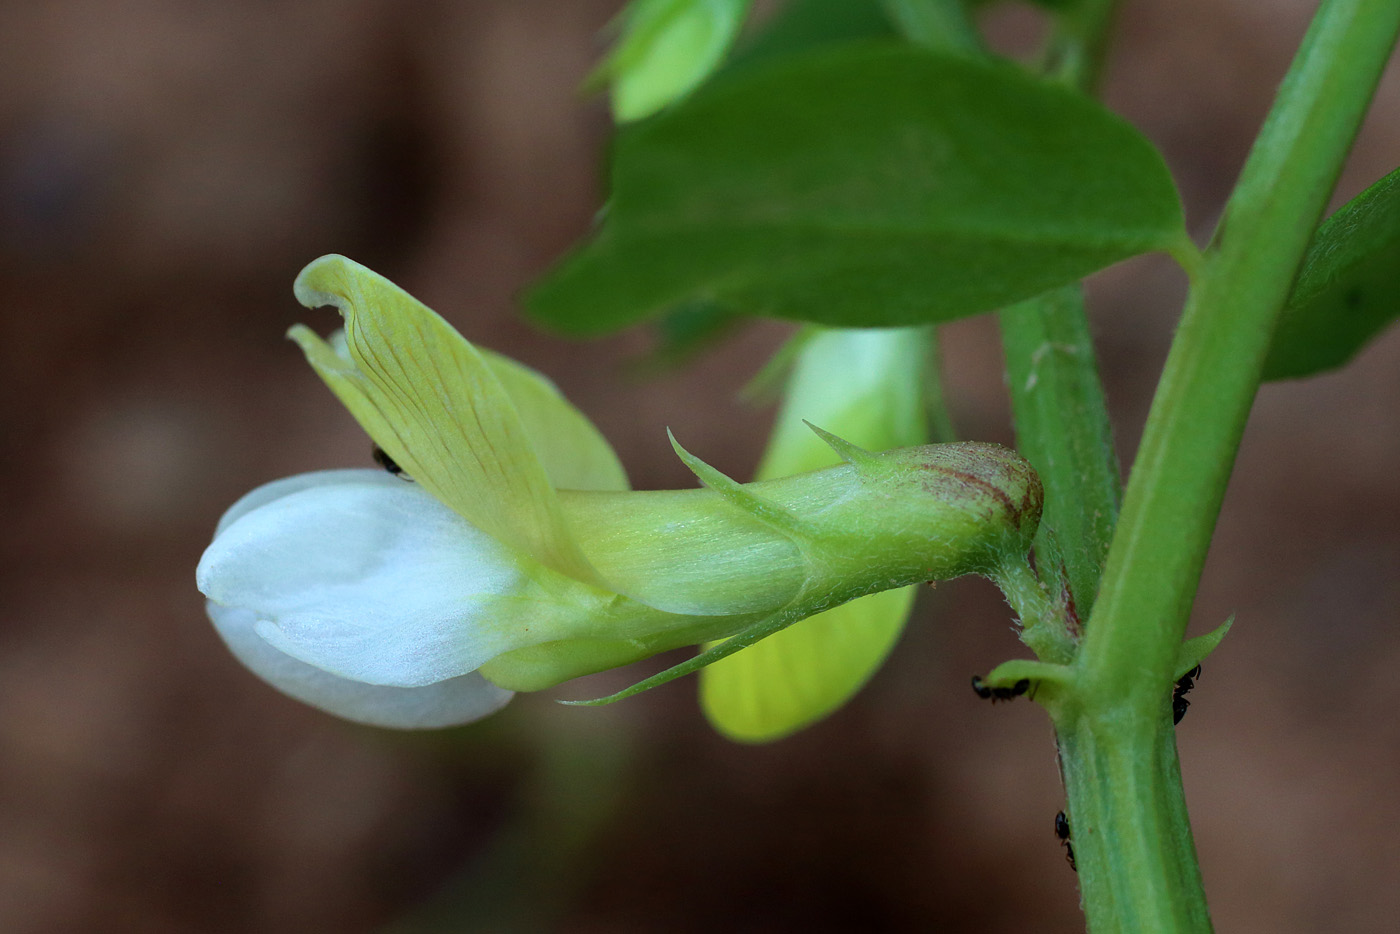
[1055,810,1077,872]
[372,444,413,481]
[1171,663,1202,725]
[971,675,1030,703]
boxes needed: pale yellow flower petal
[699,585,915,742]
[479,351,628,493]
[700,327,931,741]
[290,254,599,583]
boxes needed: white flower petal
[197,474,529,687]
[207,602,513,728]
[214,468,395,536]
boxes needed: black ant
[971,675,1030,703]
[1055,810,1076,872]
[372,444,413,481]
[1172,664,1201,725]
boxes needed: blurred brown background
[2,1,1398,932]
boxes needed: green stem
[999,285,1121,619]
[1063,1,1400,930]
[991,556,1076,664]
[1056,713,1210,934]
[998,2,1125,623]
[1082,0,1400,695]
[1042,0,1122,93]
[881,0,986,57]
[924,328,959,443]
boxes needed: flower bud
[701,326,930,742]
[590,0,751,122]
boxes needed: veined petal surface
[290,254,600,583]
[197,470,529,688]
[207,602,513,728]
[320,331,629,493]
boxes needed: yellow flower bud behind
[703,326,932,741]
[591,0,751,122]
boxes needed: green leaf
[1264,167,1400,380]
[528,45,1186,335]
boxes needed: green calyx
[524,434,1043,702]
[585,435,1041,609]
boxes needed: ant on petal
[372,445,414,481]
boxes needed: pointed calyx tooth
[667,430,818,540]
[803,422,882,471]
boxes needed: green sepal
[668,431,821,541]
[561,592,843,707]
[979,659,1075,708]
[556,439,1042,707]
[1173,616,1233,680]
[803,422,882,472]
[700,327,933,743]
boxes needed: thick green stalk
[924,328,958,443]
[1063,1,1400,930]
[1081,0,1400,694]
[1000,285,1120,619]
[999,2,1125,622]
[1057,713,1210,933]
[1042,0,1121,93]
[882,0,986,57]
